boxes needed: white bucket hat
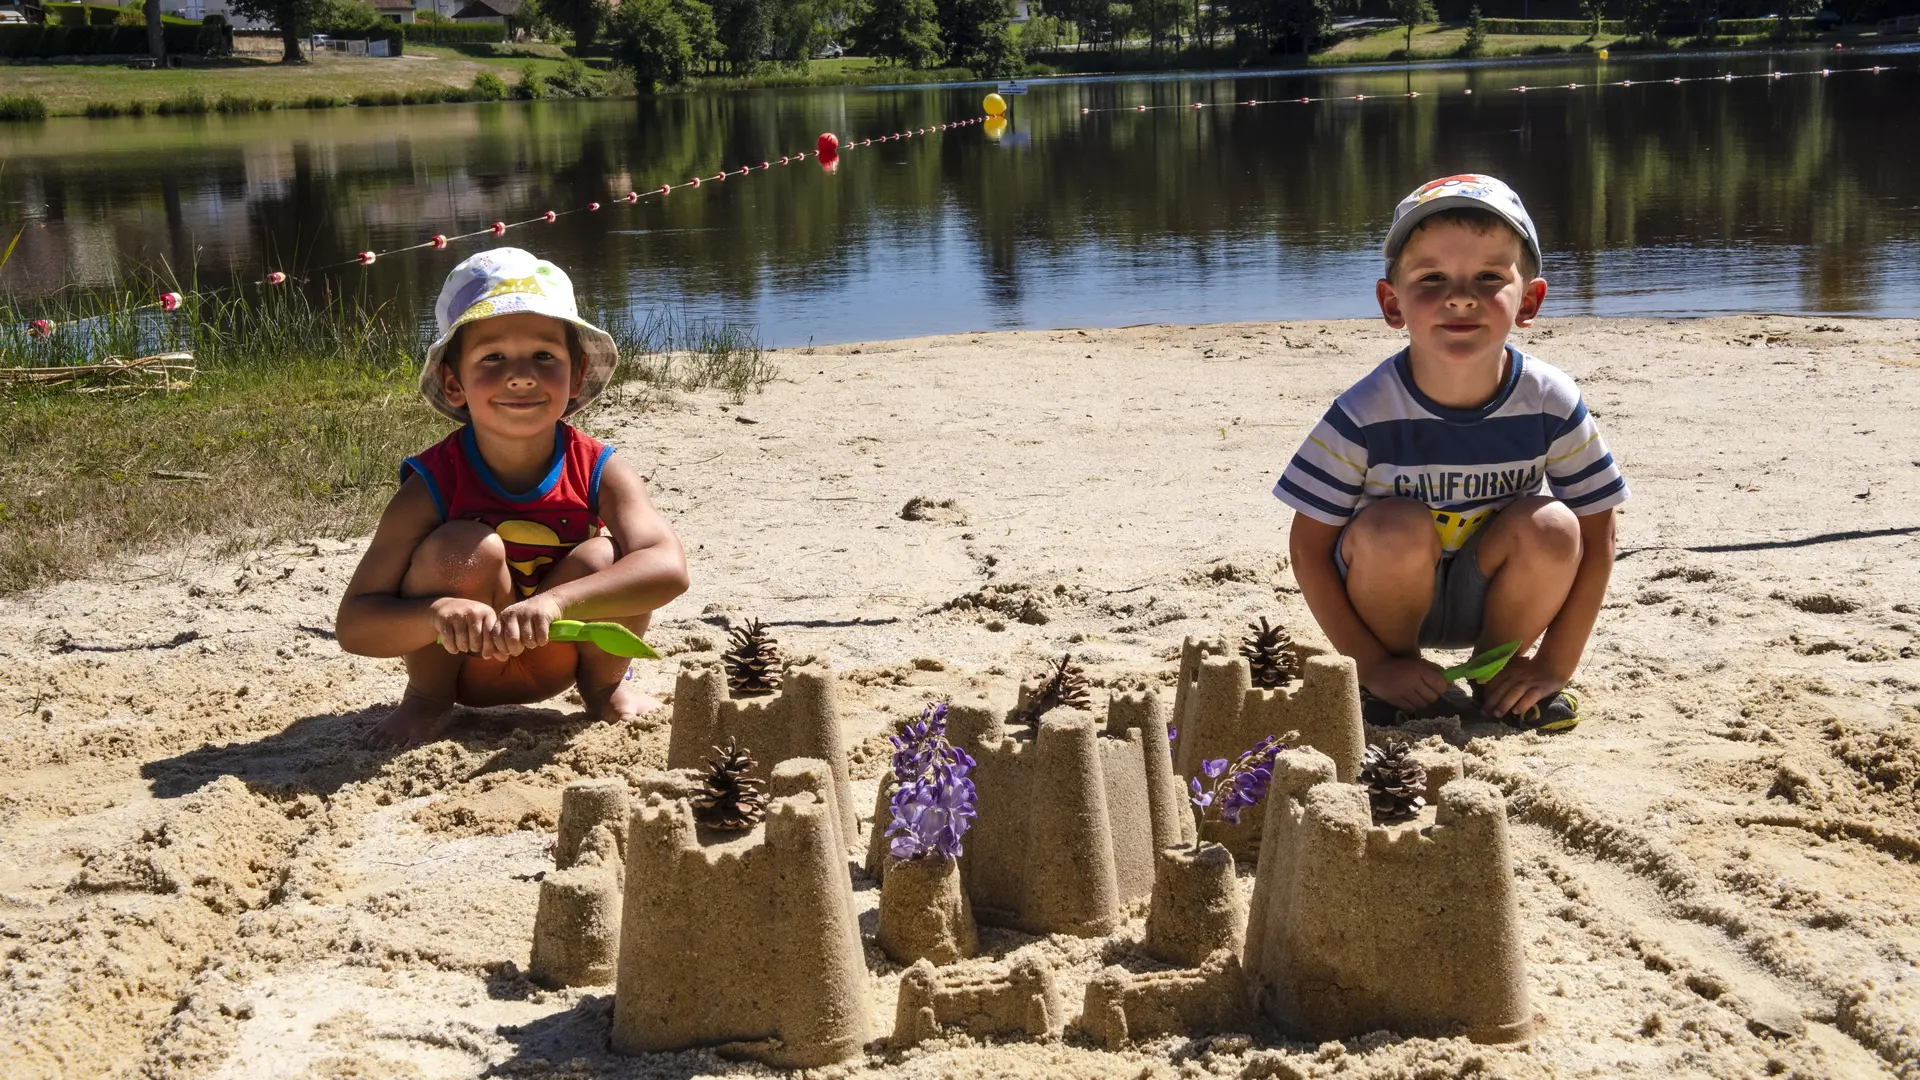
[1383,174,1542,273]
[419,247,619,423]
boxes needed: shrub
[470,69,508,100]
[512,59,545,98]
[546,55,599,95]
[83,100,124,118]
[153,89,210,115]
[0,94,47,122]
[1460,4,1487,54]
[302,93,339,109]
[400,21,507,43]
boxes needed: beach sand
[3,314,1917,1079]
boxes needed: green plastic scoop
[436,620,659,659]
[1440,640,1521,683]
[548,620,660,658]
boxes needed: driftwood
[0,353,196,393]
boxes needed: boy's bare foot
[582,679,660,725]
[365,691,457,749]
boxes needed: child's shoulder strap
[557,423,618,517]
[398,427,468,521]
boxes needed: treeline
[567,0,1021,90]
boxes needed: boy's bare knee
[1507,497,1582,564]
[404,520,506,599]
[1345,498,1442,569]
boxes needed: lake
[3,45,1917,347]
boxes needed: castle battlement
[869,684,1189,937]
[610,761,871,1067]
[1243,747,1531,1044]
[1171,635,1365,859]
[1079,949,1253,1048]
[667,661,858,855]
[893,954,1065,1045]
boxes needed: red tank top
[400,423,616,598]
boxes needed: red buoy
[266,271,287,285]
[817,132,839,159]
[431,234,448,249]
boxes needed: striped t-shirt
[1274,347,1627,552]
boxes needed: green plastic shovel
[1440,640,1521,683]
[548,620,660,659]
[437,620,659,659]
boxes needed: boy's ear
[569,352,586,400]
[440,360,467,409]
[1376,278,1407,330]
[1513,277,1548,328]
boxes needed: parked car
[813,42,844,58]
[0,9,28,22]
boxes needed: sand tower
[1079,949,1253,1049]
[892,955,1066,1045]
[867,686,1190,937]
[1242,747,1531,1044]
[611,759,871,1067]
[667,660,858,854]
[1171,635,1364,859]
[528,778,630,989]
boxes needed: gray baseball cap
[1384,174,1542,272]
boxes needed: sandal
[1471,683,1580,732]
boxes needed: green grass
[0,291,772,593]
[1315,25,1624,63]
[0,93,47,121]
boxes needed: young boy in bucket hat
[1274,175,1627,732]
[337,248,689,748]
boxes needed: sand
[2,314,1917,1079]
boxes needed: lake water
[3,45,1917,347]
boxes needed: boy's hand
[431,597,500,656]
[1477,653,1571,719]
[1359,655,1449,711]
[493,594,565,657]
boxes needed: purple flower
[1189,733,1292,824]
[1168,725,1179,745]
[1202,758,1229,778]
[886,698,975,861]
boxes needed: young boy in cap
[337,248,690,748]
[1274,175,1627,731]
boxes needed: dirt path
[3,315,1916,1079]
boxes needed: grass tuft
[0,94,48,122]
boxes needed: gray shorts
[1334,519,1492,651]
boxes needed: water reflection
[2,45,1916,345]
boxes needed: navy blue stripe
[1549,400,1589,442]
[1321,404,1366,448]
[1394,346,1526,422]
[1356,415,1552,467]
[589,445,615,515]
[1276,477,1354,519]
[1562,476,1626,509]
[399,457,448,521]
[1287,454,1363,497]
[1551,452,1616,487]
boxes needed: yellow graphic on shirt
[493,519,579,598]
[1430,506,1496,553]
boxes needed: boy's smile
[1377,220,1547,406]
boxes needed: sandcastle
[1242,746,1531,1044]
[868,685,1191,936]
[668,660,859,854]
[610,758,871,1067]
[1172,635,1365,859]
[528,778,629,988]
[892,955,1066,1045]
[1079,950,1254,1049]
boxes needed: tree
[678,0,721,68]
[936,0,1017,71]
[1387,0,1433,52]
[544,0,606,48]
[1578,0,1605,38]
[1617,0,1663,40]
[145,0,165,62]
[1132,0,1186,52]
[711,0,771,72]
[1460,2,1485,53]
[228,0,332,62]
[851,0,942,65]
[608,0,695,86]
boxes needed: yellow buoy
[984,115,1008,140]
[1598,48,1609,58]
[983,92,1007,117]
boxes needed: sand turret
[1079,950,1253,1049]
[1171,635,1364,859]
[668,660,858,855]
[528,778,630,989]
[610,759,871,1067]
[1242,747,1531,1044]
[868,685,1189,937]
[892,955,1066,1045]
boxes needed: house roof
[368,0,414,10]
[452,0,519,15]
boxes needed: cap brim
[1383,194,1543,270]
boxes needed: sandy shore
[3,314,1917,1079]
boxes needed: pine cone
[1240,617,1300,689]
[1015,653,1091,731]
[723,619,782,695]
[692,738,766,830]
[1360,741,1427,824]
